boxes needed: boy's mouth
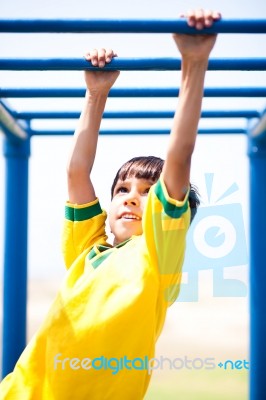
[120,212,141,221]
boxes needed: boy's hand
[84,48,120,94]
[173,9,221,62]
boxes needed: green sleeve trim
[65,201,102,221]
[154,179,188,219]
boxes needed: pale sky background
[0,1,265,394]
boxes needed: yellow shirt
[0,178,190,400]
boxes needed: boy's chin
[113,227,143,245]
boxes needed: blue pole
[13,110,260,120]
[0,19,265,33]
[0,58,266,71]
[1,87,266,98]
[29,128,247,136]
[1,134,30,378]
[248,114,266,399]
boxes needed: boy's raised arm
[161,9,221,201]
[67,49,120,204]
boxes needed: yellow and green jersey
[0,178,190,400]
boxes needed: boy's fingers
[195,9,205,30]
[88,48,99,66]
[187,9,196,27]
[204,9,214,27]
[105,49,118,63]
[84,52,91,60]
[204,10,221,26]
[84,48,118,67]
[186,9,204,29]
[183,9,221,29]
[195,8,204,20]
[213,11,222,20]
[98,48,107,68]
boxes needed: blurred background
[1,0,266,398]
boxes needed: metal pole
[0,19,265,34]
[1,87,266,99]
[248,112,266,399]
[28,128,247,136]
[0,58,266,71]
[13,110,260,120]
[1,135,30,378]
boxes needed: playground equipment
[0,18,266,399]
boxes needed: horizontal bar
[30,128,247,136]
[0,58,266,71]
[251,110,266,139]
[1,87,265,98]
[0,100,27,142]
[0,19,265,34]
[15,110,261,120]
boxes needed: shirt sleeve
[142,177,191,305]
[61,198,109,270]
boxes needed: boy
[0,9,221,399]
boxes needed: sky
[0,0,265,396]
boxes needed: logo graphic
[53,353,249,374]
[177,173,248,302]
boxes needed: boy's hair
[111,156,200,224]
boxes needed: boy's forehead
[115,177,154,186]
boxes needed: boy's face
[109,176,154,245]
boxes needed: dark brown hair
[111,156,200,223]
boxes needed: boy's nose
[123,193,139,206]
[123,199,138,206]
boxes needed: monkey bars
[1,87,266,98]
[1,18,266,400]
[1,57,266,71]
[0,19,266,33]
[9,110,262,120]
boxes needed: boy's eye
[144,187,151,194]
[117,186,128,193]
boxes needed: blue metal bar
[1,87,266,98]
[248,111,266,399]
[1,135,30,378]
[0,58,266,71]
[29,128,247,136]
[0,19,265,34]
[14,110,261,120]
[0,100,28,142]
[0,102,30,378]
